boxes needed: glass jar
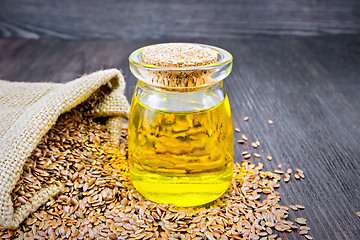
[128,43,233,207]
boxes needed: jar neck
[134,80,226,112]
[136,79,224,93]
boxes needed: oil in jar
[128,93,234,207]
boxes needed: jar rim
[129,43,233,71]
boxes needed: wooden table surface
[0,35,359,239]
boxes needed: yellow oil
[128,94,234,207]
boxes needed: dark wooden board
[1,0,360,39]
[0,35,360,239]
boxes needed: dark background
[0,1,360,239]
[1,0,360,38]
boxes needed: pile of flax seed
[0,108,313,239]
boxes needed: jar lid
[142,43,218,67]
[129,43,232,90]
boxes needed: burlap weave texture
[0,69,130,229]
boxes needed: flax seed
[295,218,307,225]
[300,226,310,231]
[241,134,248,141]
[284,173,290,183]
[295,204,305,210]
[290,205,298,211]
[244,154,251,159]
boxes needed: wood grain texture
[0,0,360,39]
[0,35,359,239]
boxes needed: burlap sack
[0,69,130,229]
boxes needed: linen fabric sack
[0,69,130,229]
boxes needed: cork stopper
[129,43,233,91]
[142,43,218,67]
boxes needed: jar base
[130,168,232,207]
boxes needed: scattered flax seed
[268,119,274,125]
[287,168,293,174]
[244,116,249,121]
[274,170,284,174]
[244,154,251,159]
[242,151,249,155]
[298,172,305,179]
[291,225,298,230]
[252,142,258,148]
[267,155,273,161]
[305,235,313,239]
[295,204,305,210]
[357,211,360,217]
[255,140,260,145]
[296,168,304,174]
[241,134,248,141]
[0,103,310,240]
[254,153,261,158]
[263,189,272,194]
[290,205,298,211]
[299,230,309,235]
[295,218,307,225]
[284,173,291,183]
[300,226,311,231]
[237,140,245,144]
[274,174,281,181]
[278,164,282,168]
[205,231,215,240]
[294,174,301,180]
[235,128,241,132]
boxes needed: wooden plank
[0,0,360,38]
[0,36,359,239]
[225,35,360,239]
